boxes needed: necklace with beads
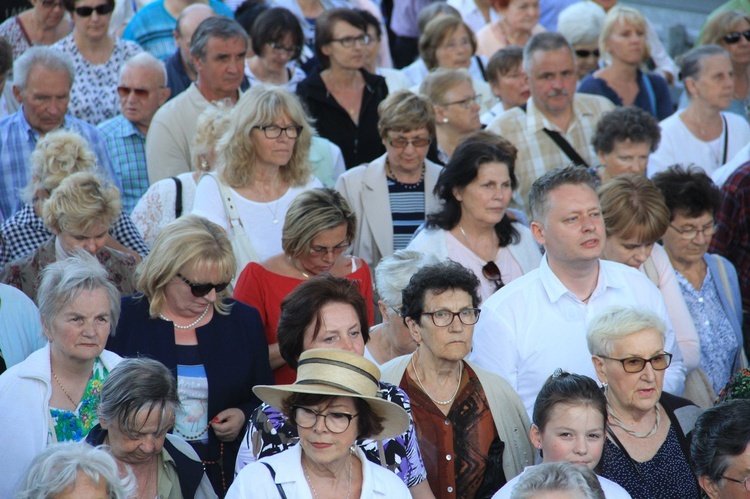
[159,304,210,330]
[410,350,462,406]
[386,158,425,188]
[607,403,661,438]
[303,453,352,499]
[174,423,212,440]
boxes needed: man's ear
[12,85,23,104]
[697,475,722,499]
[158,86,171,105]
[530,221,546,246]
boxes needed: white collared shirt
[469,257,686,418]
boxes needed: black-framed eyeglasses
[75,3,113,16]
[598,353,673,373]
[668,222,716,240]
[575,48,600,59]
[330,34,371,48]
[421,308,481,327]
[721,475,750,491]
[440,95,480,109]
[482,261,505,291]
[293,406,359,433]
[387,136,431,149]
[309,241,350,256]
[268,42,298,55]
[176,274,230,297]
[724,30,750,44]
[254,124,303,139]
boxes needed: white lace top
[131,172,197,246]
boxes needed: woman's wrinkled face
[103,406,173,466]
[435,25,472,69]
[603,232,655,269]
[251,112,298,169]
[297,397,359,467]
[47,288,111,363]
[382,127,431,174]
[33,0,66,30]
[598,139,651,179]
[297,223,350,276]
[501,0,540,34]
[688,54,735,111]
[491,64,530,109]
[302,302,365,355]
[454,161,513,227]
[594,328,666,416]
[661,210,714,269]
[407,288,474,361]
[573,42,600,80]
[530,403,605,469]
[163,263,225,318]
[436,80,481,133]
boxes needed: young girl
[493,370,632,498]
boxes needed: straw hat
[253,349,410,440]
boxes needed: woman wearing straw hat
[227,348,411,498]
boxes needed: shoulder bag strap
[171,176,183,219]
[640,72,657,117]
[475,55,488,82]
[518,104,589,167]
[722,114,729,165]
[713,253,736,315]
[261,462,288,499]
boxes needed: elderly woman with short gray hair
[588,305,700,499]
[86,357,217,498]
[0,251,122,498]
[557,1,605,81]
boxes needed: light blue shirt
[97,115,148,213]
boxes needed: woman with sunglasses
[407,133,541,304]
[648,45,750,177]
[588,306,701,499]
[52,0,141,125]
[336,90,442,269]
[0,0,71,60]
[108,214,274,496]
[233,188,374,384]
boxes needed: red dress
[233,259,374,384]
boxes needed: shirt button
[447,487,454,493]
[446,454,452,461]
[705,320,710,326]
[444,420,451,425]
[698,297,704,303]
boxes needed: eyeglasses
[598,353,673,373]
[575,49,600,59]
[330,34,371,48]
[309,241,350,256]
[440,95,479,109]
[176,274,230,297]
[482,261,505,291]
[724,30,750,44]
[75,3,114,16]
[721,475,750,491]
[40,0,64,8]
[268,42,298,55]
[668,222,716,240]
[387,136,432,149]
[293,406,359,433]
[254,124,303,139]
[421,308,481,327]
[117,86,156,99]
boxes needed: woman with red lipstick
[408,134,541,303]
[588,306,701,499]
[578,6,672,120]
[233,187,374,384]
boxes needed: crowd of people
[2,0,750,498]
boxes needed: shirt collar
[525,96,579,134]
[539,257,626,303]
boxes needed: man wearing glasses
[469,165,685,417]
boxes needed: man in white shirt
[469,166,686,416]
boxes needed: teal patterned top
[49,358,108,442]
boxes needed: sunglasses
[724,30,750,44]
[482,261,505,291]
[75,3,113,16]
[177,274,230,297]
[575,48,600,59]
[117,86,153,98]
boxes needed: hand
[210,408,246,442]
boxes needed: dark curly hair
[401,261,480,324]
[651,164,721,220]
[591,106,661,155]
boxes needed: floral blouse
[49,358,108,442]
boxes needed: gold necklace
[289,256,311,279]
[410,351,462,406]
[51,369,80,408]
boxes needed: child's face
[530,403,605,469]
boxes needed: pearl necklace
[411,351,462,406]
[160,305,210,330]
[303,453,352,499]
[607,402,661,438]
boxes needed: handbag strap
[261,462,288,499]
[519,104,589,167]
[171,176,183,219]
[713,253,736,316]
[475,55,488,82]
[640,72,657,117]
[722,114,729,165]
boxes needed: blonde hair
[597,174,669,242]
[191,101,232,172]
[217,84,312,188]
[24,130,97,203]
[377,90,436,139]
[419,68,473,106]
[135,215,237,317]
[599,5,650,66]
[42,172,121,235]
[419,15,476,70]
[700,10,750,46]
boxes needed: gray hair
[510,462,603,499]
[13,46,75,91]
[37,251,121,337]
[120,51,167,87]
[679,45,730,100]
[529,165,595,224]
[190,16,248,61]
[98,358,181,440]
[586,306,666,357]
[15,442,135,499]
[375,250,440,308]
[558,2,605,46]
[523,32,574,75]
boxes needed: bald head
[174,4,216,67]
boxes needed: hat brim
[253,383,410,441]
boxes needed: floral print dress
[49,358,108,442]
